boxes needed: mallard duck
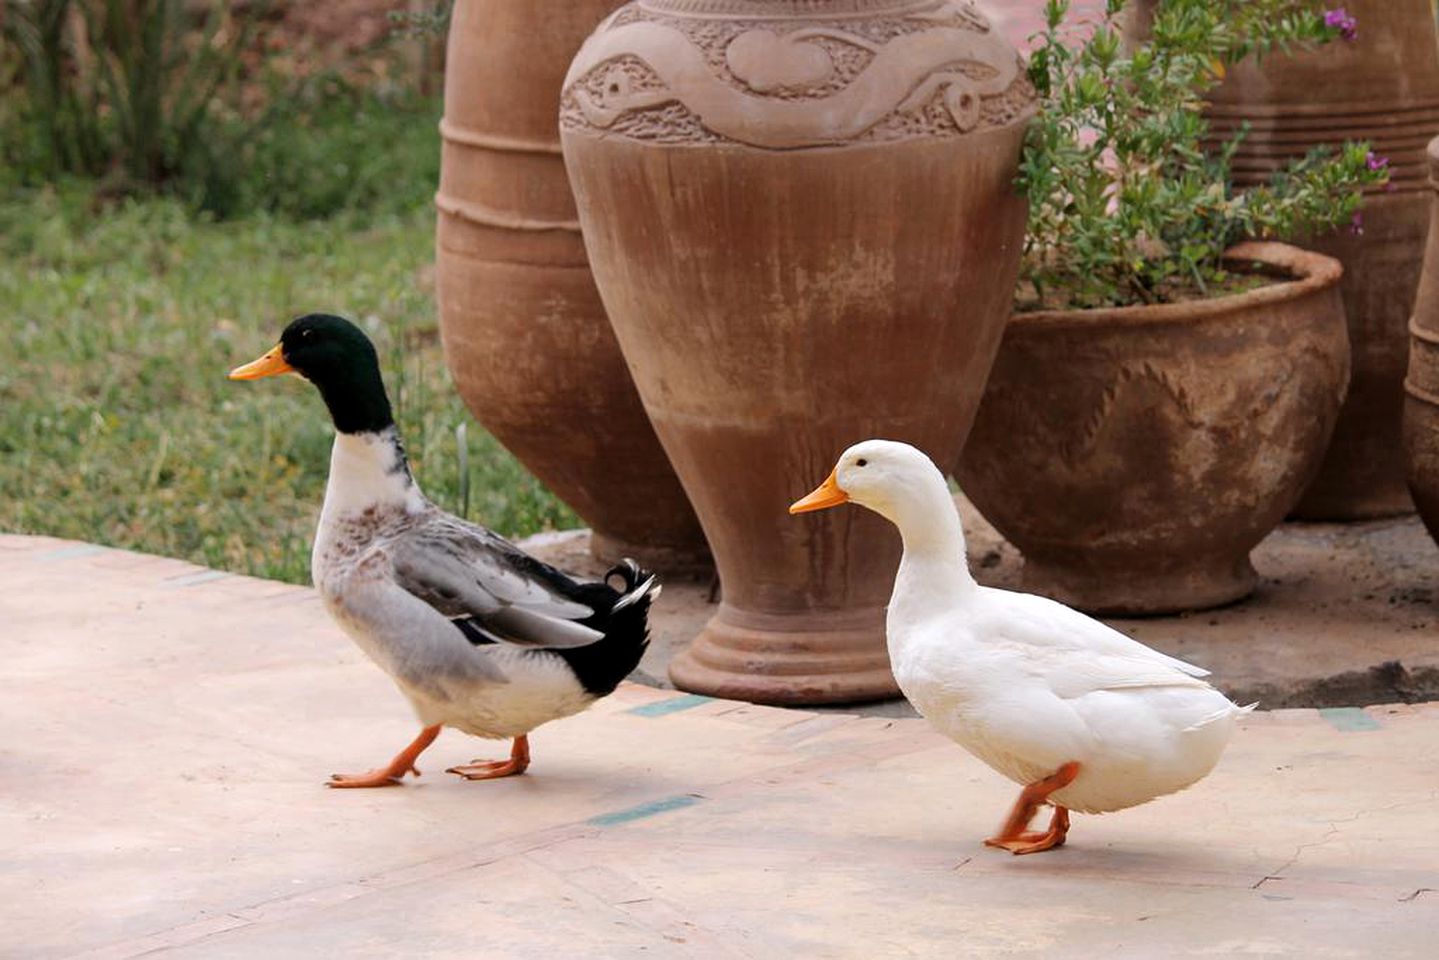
[791,439,1252,854]
[230,313,659,788]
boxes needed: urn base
[1289,411,1417,521]
[668,605,899,706]
[590,529,713,579]
[1021,553,1259,618]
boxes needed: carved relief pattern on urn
[559,0,1033,148]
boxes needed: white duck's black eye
[856,458,868,467]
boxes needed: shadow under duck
[230,314,659,787]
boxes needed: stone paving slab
[2,535,1436,959]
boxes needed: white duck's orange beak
[228,344,293,380]
[789,468,849,514]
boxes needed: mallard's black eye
[301,328,314,339]
[856,458,868,467]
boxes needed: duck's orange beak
[228,344,293,380]
[789,468,849,514]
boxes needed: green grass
[0,185,578,584]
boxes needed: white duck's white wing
[987,589,1214,699]
[388,520,603,650]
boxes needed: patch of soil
[1015,269,1276,314]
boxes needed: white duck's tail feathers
[1182,699,1256,733]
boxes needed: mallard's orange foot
[327,766,416,789]
[447,735,530,781]
[325,724,441,790]
[445,759,527,780]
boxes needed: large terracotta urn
[959,244,1350,616]
[1134,0,1439,519]
[560,0,1035,704]
[435,0,709,572]
[1404,136,1439,544]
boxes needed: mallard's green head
[229,313,394,435]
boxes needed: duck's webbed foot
[983,761,1080,855]
[327,724,441,789]
[446,734,530,781]
[984,806,1071,855]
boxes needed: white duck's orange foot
[984,824,1067,855]
[984,762,1079,854]
[325,724,442,789]
[446,735,530,781]
[984,829,1054,849]
[985,806,1070,855]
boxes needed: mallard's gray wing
[388,520,603,650]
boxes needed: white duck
[790,439,1252,855]
[230,314,659,788]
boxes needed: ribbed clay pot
[1131,0,1439,519]
[959,243,1350,616]
[561,0,1035,704]
[435,0,709,573]
[1403,136,1439,545]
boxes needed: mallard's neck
[320,427,426,518]
[314,361,394,436]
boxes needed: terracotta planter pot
[1404,136,1439,544]
[561,0,1035,704]
[435,0,709,572]
[1131,0,1439,519]
[958,243,1350,616]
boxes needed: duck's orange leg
[446,734,530,781]
[983,761,1081,855]
[328,724,442,788]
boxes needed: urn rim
[1009,242,1344,331]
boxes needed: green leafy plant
[1,2,440,221]
[1018,0,1390,311]
[219,80,442,222]
[388,2,453,37]
[1,0,255,196]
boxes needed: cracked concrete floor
[3,533,1437,958]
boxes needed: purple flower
[1365,151,1389,172]
[1324,8,1358,42]
[1349,211,1364,235]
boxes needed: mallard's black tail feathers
[608,559,661,612]
[552,559,658,696]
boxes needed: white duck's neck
[874,475,977,639]
[319,427,426,521]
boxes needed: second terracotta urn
[561,0,1035,704]
[436,0,709,572]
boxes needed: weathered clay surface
[561,0,1034,704]
[959,243,1350,616]
[435,0,709,573]
[1404,136,1439,545]
[1132,0,1439,519]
